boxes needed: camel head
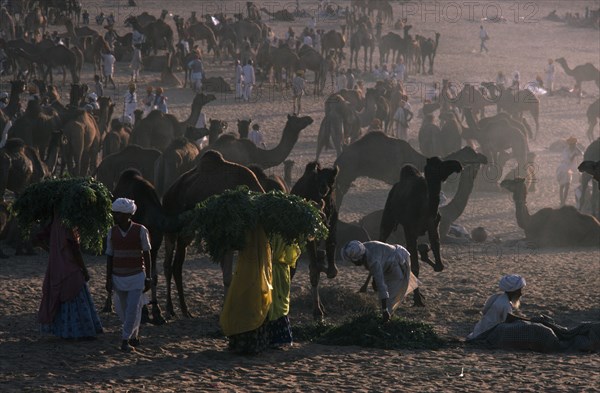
[193,93,217,109]
[425,157,462,182]
[578,161,600,184]
[301,162,339,201]
[237,119,251,139]
[286,114,314,131]
[500,177,527,199]
[554,57,566,64]
[444,146,486,166]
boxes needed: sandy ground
[1,0,599,391]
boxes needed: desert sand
[0,0,599,391]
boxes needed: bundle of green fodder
[186,186,328,262]
[12,177,113,254]
[294,312,445,350]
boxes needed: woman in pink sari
[38,214,103,339]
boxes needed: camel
[481,82,540,138]
[501,178,600,247]
[125,16,174,54]
[418,115,441,157]
[102,119,131,157]
[246,2,261,20]
[201,114,313,169]
[185,22,220,62]
[578,138,600,218]
[320,30,345,63]
[96,145,162,190]
[316,94,361,160]
[297,45,328,95]
[555,57,600,103]
[380,158,462,306]
[103,169,170,325]
[154,137,201,197]
[130,93,216,151]
[367,0,394,25]
[247,165,288,193]
[463,107,529,184]
[259,7,293,21]
[378,32,404,65]
[162,150,265,317]
[9,44,79,85]
[290,162,339,320]
[4,80,26,119]
[283,159,294,188]
[0,138,48,201]
[417,32,440,74]
[349,23,374,72]
[338,88,365,112]
[586,98,600,142]
[232,20,262,47]
[333,131,485,206]
[64,19,103,73]
[256,43,298,85]
[0,8,16,40]
[437,111,464,157]
[96,96,114,136]
[61,111,100,176]
[237,119,252,139]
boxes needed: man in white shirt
[234,60,244,99]
[242,60,256,101]
[248,123,266,148]
[342,240,420,322]
[393,100,413,140]
[467,274,526,340]
[124,83,137,119]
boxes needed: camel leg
[149,247,166,325]
[163,234,176,317]
[309,256,325,320]
[405,231,425,307]
[173,240,192,318]
[427,223,445,272]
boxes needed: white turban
[342,240,366,263]
[112,198,137,214]
[499,274,526,292]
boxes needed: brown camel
[417,32,440,75]
[237,119,252,139]
[297,45,328,95]
[555,57,600,103]
[463,107,529,184]
[102,118,131,157]
[247,165,288,193]
[154,137,201,197]
[316,94,361,160]
[378,31,404,65]
[247,2,261,20]
[96,145,162,190]
[64,19,103,73]
[380,158,462,306]
[350,23,374,72]
[129,93,216,151]
[102,168,169,325]
[162,150,265,317]
[586,98,600,142]
[501,178,600,247]
[320,30,345,62]
[333,131,485,206]
[0,8,16,40]
[259,7,294,21]
[201,114,313,169]
[481,82,540,138]
[96,96,114,136]
[578,139,600,218]
[10,44,79,85]
[367,0,394,25]
[61,111,100,176]
[338,88,365,111]
[185,22,220,61]
[290,162,339,320]
[0,138,49,200]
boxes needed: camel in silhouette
[333,131,485,206]
[291,162,339,320]
[586,98,600,142]
[380,158,462,306]
[417,32,440,74]
[200,114,313,169]
[578,138,600,218]
[162,151,265,317]
[316,94,360,160]
[501,178,600,247]
[259,7,294,21]
[579,161,600,188]
[102,119,131,157]
[297,45,328,95]
[555,57,600,103]
[0,138,48,200]
[480,82,540,137]
[130,93,216,151]
[96,145,162,190]
[321,30,345,62]
[350,23,374,72]
[154,137,201,197]
[125,15,174,54]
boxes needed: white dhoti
[191,72,203,92]
[387,254,420,314]
[112,272,148,340]
[243,83,253,101]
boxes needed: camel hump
[399,164,421,180]
[119,168,144,180]
[2,138,26,153]
[201,150,225,163]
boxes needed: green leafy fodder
[186,186,328,262]
[12,177,114,254]
[294,312,445,350]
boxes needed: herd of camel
[0,2,600,321]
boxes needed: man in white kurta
[342,241,420,321]
[242,60,256,101]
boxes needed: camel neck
[512,195,531,231]
[442,165,479,221]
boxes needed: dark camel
[417,32,440,74]
[290,162,339,320]
[102,118,131,157]
[481,82,540,138]
[316,94,360,160]
[237,119,252,139]
[103,169,169,325]
[201,114,313,169]
[297,45,328,95]
[579,161,600,189]
[333,131,485,206]
[320,30,345,62]
[0,138,48,200]
[586,98,600,142]
[162,150,265,317]
[555,57,600,103]
[259,7,294,21]
[125,15,174,54]
[349,23,374,72]
[154,137,201,197]
[501,178,600,247]
[380,158,462,306]
[96,145,162,190]
[129,93,216,151]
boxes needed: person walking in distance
[479,25,489,53]
[545,59,555,95]
[188,51,204,93]
[242,59,256,102]
[124,83,137,120]
[235,59,244,99]
[292,70,306,115]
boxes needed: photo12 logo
[398,1,540,24]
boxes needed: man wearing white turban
[342,240,420,322]
[105,198,152,352]
[467,274,526,340]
